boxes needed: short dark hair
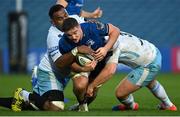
[62,18,79,32]
[48,4,65,19]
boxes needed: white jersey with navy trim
[117,31,156,68]
[38,26,63,72]
[38,15,85,74]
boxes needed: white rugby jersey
[38,15,85,76]
[117,31,156,68]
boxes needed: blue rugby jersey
[59,22,109,54]
[66,0,83,15]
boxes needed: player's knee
[147,80,157,89]
[73,76,88,91]
[115,88,125,99]
[51,101,64,111]
[43,101,64,111]
[105,64,116,77]
[109,67,116,75]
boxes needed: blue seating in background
[0,0,180,50]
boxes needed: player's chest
[80,36,105,50]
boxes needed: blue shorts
[127,48,162,87]
[33,68,70,96]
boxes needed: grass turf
[0,73,180,116]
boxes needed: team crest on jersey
[95,21,105,30]
[75,3,83,7]
[86,39,95,48]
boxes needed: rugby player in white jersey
[9,4,96,112]
[86,31,177,111]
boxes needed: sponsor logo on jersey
[48,46,59,53]
[86,39,95,48]
[96,21,105,30]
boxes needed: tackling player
[86,31,177,111]
[12,4,101,112]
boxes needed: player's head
[49,4,68,30]
[62,18,83,43]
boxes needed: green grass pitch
[0,73,180,116]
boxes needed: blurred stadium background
[0,0,180,74]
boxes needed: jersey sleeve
[66,0,83,15]
[58,35,76,55]
[74,0,84,4]
[47,33,62,62]
[107,47,120,64]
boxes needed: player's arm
[104,23,120,53]
[70,60,97,72]
[95,23,120,61]
[80,7,102,18]
[55,45,94,68]
[87,47,120,97]
[87,63,117,97]
[54,52,75,68]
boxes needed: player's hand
[77,45,95,55]
[92,7,103,18]
[82,60,97,72]
[86,84,94,97]
[94,47,108,61]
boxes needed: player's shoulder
[80,21,100,31]
[47,26,63,47]
[59,35,73,48]
[48,26,63,39]
[84,20,108,30]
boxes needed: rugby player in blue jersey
[58,17,120,111]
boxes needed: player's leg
[16,68,69,111]
[12,88,65,111]
[68,83,100,111]
[11,88,45,111]
[0,97,13,109]
[0,91,35,111]
[72,74,89,105]
[12,88,63,111]
[113,65,157,111]
[41,90,65,111]
[86,57,108,104]
[69,71,100,111]
[32,69,69,111]
[69,54,111,111]
[112,76,140,111]
[147,80,177,111]
[113,47,162,111]
[71,73,89,111]
[146,48,177,111]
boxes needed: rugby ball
[76,53,94,66]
